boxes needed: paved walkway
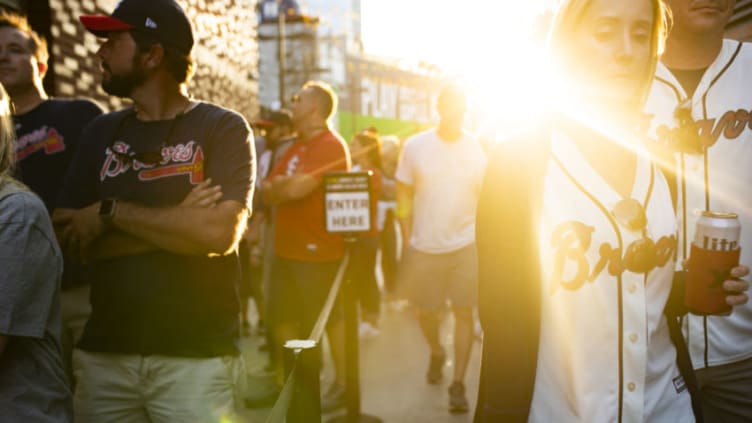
[240,303,482,423]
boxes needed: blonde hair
[0,11,49,68]
[547,0,670,108]
[0,83,16,183]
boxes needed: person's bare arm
[110,200,248,256]
[54,201,247,257]
[396,181,414,248]
[381,177,397,201]
[86,231,156,260]
[261,173,319,206]
[53,179,229,259]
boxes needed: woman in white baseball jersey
[474,0,748,422]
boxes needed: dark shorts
[398,243,478,310]
[267,256,343,337]
[696,356,752,421]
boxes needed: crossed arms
[53,179,248,261]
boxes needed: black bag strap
[665,271,704,422]
[666,312,704,422]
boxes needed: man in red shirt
[262,80,350,410]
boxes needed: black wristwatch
[99,198,118,224]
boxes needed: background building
[257,0,442,141]
[341,54,440,140]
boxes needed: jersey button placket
[621,271,647,423]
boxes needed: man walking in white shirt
[396,84,487,413]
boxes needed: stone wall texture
[47,0,259,119]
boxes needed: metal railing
[263,252,349,423]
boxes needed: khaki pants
[73,350,247,423]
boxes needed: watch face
[100,199,115,217]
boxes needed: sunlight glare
[361,0,557,138]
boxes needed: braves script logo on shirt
[100,141,205,184]
[550,221,677,293]
[657,109,751,150]
[15,126,65,160]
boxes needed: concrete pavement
[240,303,482,423]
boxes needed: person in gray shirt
[0,82,71,422]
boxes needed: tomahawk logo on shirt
[100,140,204,184]
[15,126,65,160]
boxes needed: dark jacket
[474,133,548,423]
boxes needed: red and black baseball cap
[79,0,194,55]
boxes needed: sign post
[324,172,382,423]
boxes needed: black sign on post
[324,172,372,234]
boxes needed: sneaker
[321,382,346,413]
[448,381,469,413]
[426,350,445,384]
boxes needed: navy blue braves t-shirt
[57,102,255,357]
[14,99,104,290]
[14,99,103,212]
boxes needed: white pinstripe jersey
[645,39,752,370]
[529,131,693,423]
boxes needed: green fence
[337,111,431,142]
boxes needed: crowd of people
[0,0,750,422]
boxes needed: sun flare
[361,0,558,136]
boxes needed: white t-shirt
[395,128,487,254]
[645,40,752,369]
[530,132,693,423]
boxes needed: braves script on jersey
[529,132,692,423]
[101,140,205,184]
[645,40,752,370]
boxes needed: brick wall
[47,0,259,120]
